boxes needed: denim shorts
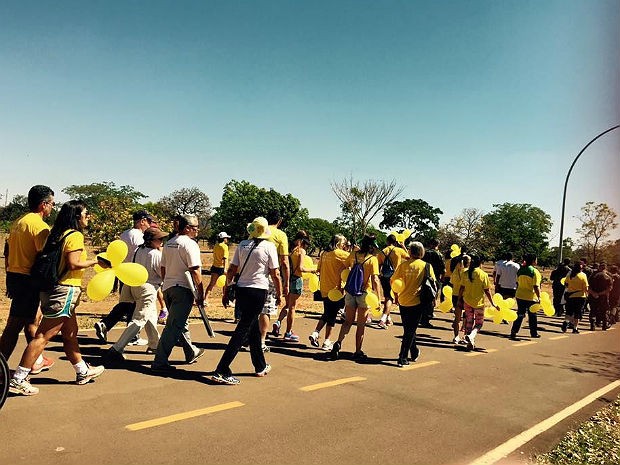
[289,275,303,295]
[344,291,369,309]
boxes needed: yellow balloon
[308,274,320,292]
[437,299,453,313]
[302,272,313,280]
[541,300,555,316]
[501,308,518,322]
[560,277,566,285]
[396,233,405,243]
[340,269,350,282]
[93,264,105,274]
[504,298,516,309]
[86,269,116,301]
[442,286,453,299]
[450,250,459,258]
[492,293,504,306]
[106,240,128,267]
[115,263,149,287]
[540,291,551,302]
[530,303,542,313]
[328,289,343,302]
[403,229,412,239]
[484,306,497,319]
[365,292,380,309]
[216,274,226,288]
[370,306,383,318]
[492,311,504,324]
[303,255,316,270]
[391,279,404,294]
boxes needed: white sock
[380,314,387,323]
[13,366,31,382]
[74,360,88,375]
[470,328,478,339]
[312,331,319,338]
[324,339,331,344]
[34,354,44,365]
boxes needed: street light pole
[558,124,620,263]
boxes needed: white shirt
[133,246,163,287]
[498,260,520,290]
[161,234,202,292]
[120,228,144,262]
[231,239,279,290]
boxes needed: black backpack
[31,230,78,291]
[419,262,438,307]
[380,248,395,279]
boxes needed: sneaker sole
[9,386,39,396]
[309,336,320,347]
[30,363,55,375]
[76,369,104,385]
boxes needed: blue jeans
[153,286,198,367]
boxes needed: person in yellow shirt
[1,185,55,374]
[376,234,409,329]
[450,254,470,344]
[309,234,349,350]
[562,262,589,334]
[329,234,380,362]
[510,254,542,340]
[458,255,498,351]
[9,200,106,396]
[264,211,290,345]
[390,241,435,366]
[204,231,231,305]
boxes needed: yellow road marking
[125,401,244,431]
[549,335,569,340]
[300,376,366,392]
[466,349,498,357]
[469,379,620,465]
[513,341,538,347]
[399,360,440,371]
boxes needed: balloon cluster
[484,294,517,324]
[529,291,555,316]
[388,229,412,243]
[450,244,461,258]
[87,240,148,301]
[436,286,454,313]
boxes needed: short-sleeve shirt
[423,249,445,279]
[267,227,289,257]
[231,239,279,290]
[515,265,541,301]
[161,234,202,292]
[378,246,409,272]
[589,271,613,293]
[345,252,379,292]
[7,213,50,274]
[450,266,468,294]
[290,246,305,277]
[391,258,435,307]
[565,272,588,298]
[119,228,144,262]
[461,268,491,308]
[58,229,87,287]
[317,249,349,297]
[212,242,228,268]
[498,260,520,290]
[133,246,163,287]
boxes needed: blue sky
[1,0,619,244]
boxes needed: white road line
[468,379,620,465]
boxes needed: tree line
[0,179,618,266]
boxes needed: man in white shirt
[151,214,205,372]
[496,252,520,299]
[94,210,154,343]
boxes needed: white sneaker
[321,340,333,351]
[9,378,39,396]
[255,364,271,377]
[76,364,105,385]
[465,334,475,351]
[453,335,461,344]
[309,332,320,348]
[128,338,148,346]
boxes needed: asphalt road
[1,311,618,465]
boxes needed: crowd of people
[2,185,619,393]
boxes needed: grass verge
[535,395,620,465]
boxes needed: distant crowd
[2,184,619,394]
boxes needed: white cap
[217,231,231,239]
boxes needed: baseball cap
[217,232,231,239]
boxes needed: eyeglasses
[188,225,199,231]
[45,200,55,207]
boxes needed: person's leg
[379,277,393,327]
[510,299,527,337]
[526,301,538,337]
[285,292,300,335]
[0,316,28,360]
[16,316,64,371]
[247,302,267,372]
[354,306,369,354]
[153,287,193,368]
[113,285,156,353]
[398,306,414,361]
[204,272,219,304]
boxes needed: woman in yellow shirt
[458,255,498,351]
[562,262,588,334]
[9,200,106,396]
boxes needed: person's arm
[280,254,290,296]
[484,288,499,308]
[189,266,204,305]
[66,250,99,270]
[269,267,283,307]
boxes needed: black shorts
[321,298,345,327]
[6,272,40,320]
[210,266,225,276]
[565,297,585,319]
[380,276,393,300]
[499,287,516,299]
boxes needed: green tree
[576,202,618,263]
[380,198,443,242]
[442,208,487,253]
[63,182,147,246]
[0,195,29,225]
[210,180,306,242]
[481,203,552,260]
[158,187,212,239]
[298,217,340,255]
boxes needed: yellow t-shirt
[461,268,491,308]
[345,252,379,292]
[450,266,468,295]
[290,246,304,277]
[317,249,349,297]
[7,212,50,274]
[515,266,541,301]
[391,258,436,307]
[444,258,452,278]
[565,272,588,298]
[267,227,289,257]
[212,242,228,268]
[378,245,409,272]
[58,230,87,287]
